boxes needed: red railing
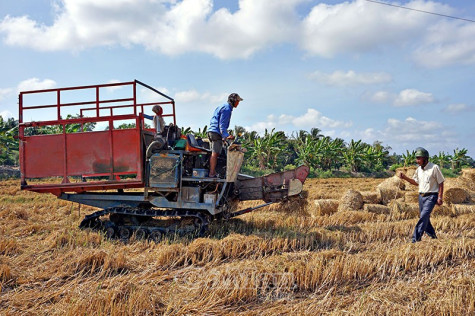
[18,80,175,195]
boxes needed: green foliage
[2,112,474,177]
[0,116,19,165]
[402,150,416,167]
[441,168,460,178]
[24,114,97,135]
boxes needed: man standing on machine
[207,93,243,178]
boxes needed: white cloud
[367,90,394,104]
[17,78,56,92]
[347,116,458,154]
[413,21,475,68]
[309,70,391,86]
[245,108,352,134]
[443,103,474,113]
[0,88,12,101]
[0,110,14,119]
[0,0,472,66]
[174,89,226,104]
[393,89,434,107]
[300,0,450,57]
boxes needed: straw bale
[404,191,419,203]
[451,204,475,216]
[461,168,475,182]
[444,187,470,205]
[363,204,390,215]
[389,200,419,219]
[454,171,475,192]
[379,176,405,190]
[432,205,452,217]
[377,176,405,205]
[361,191,381,204]
[396,166,417,179]
[311,199,339,217]
[338,190,363,211]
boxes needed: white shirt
[412,162,445,194]
[153,116,166,134]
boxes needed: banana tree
[342,139,368,172]
[402,150,416,166]
[451,148,469,170]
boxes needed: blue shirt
[209,103,233,138]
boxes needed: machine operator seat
[186,134,211,153]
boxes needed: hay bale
[363,204,390,215]
[377,176,405,205]
[396,166,417,179]
[444,187,470,205]
[389,200,419,219]
[455,170,475,192]
[461,168,475,182]
[432,204,452,217]
[405,191,420,203]
[311,199,339,217]
[451,204,475,216]
[361,191,381,204]
[338,190,364,211]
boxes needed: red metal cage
[19,80,175,196]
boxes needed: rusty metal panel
[24,134,65,178]
[112,129,141,176]
[66,131,111,176]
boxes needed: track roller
[149,229,162,243]
[135,228,148,240]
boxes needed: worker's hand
[437,197,443,206]
[398,172,405,180]
[226,135,235,140]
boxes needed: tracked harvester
[18,80,309,240]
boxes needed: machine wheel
[105,225,116,239]
[119,227,131,240]
[135,228,148,240]
[149,230,162,243]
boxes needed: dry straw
[363,204,390,215]
[377,176,405,205]
[396,166,417,179]
[404,191,419,204]
[444,187,470,204]
[389,200,419,220]
[360,191,381,204]
[311,199,339,217]
[451,204,475,216]
[338,190,364,212]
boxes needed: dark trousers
[412,194,437,242]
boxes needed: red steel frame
[19,80,175,196]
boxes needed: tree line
[1,115,473,177]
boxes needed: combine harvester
[18,80,309,240]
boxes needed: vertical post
[19,92,23,124]
[133,81,137,115]
[96,86,100,118]
[62,124,70,183]
[108,118,114,180]
[19,93,26,185]
[172,101,176,125]
[57,90,61,120]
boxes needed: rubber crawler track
[79,207,210,240]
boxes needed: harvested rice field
[1,170,474,315]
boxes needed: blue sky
[0,0,474,156]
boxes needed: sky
[0,0,474,157]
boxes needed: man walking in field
[399,147,444,243]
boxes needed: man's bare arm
[399,172,418,186]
